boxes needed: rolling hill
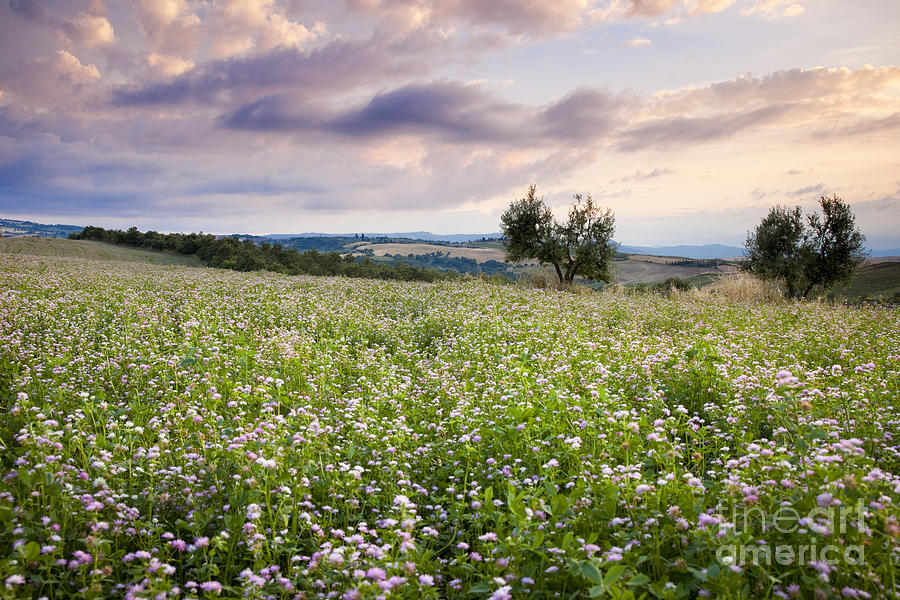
[1,218,83,238]
[827,261,900,300]
[0,236,202,266]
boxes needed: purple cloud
[222,81,623,146]
[789,183,826,197]
[345,0,593,36]
[814,112,900,139]
[9,0,47,21]
[617,104,792,151]
[112,33,440,106]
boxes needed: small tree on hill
[742,205,807,298]
[743,195,867,299]
[800,195,867,297]
[500,185,617,286]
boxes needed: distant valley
[2,218,898,299]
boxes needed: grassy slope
[689,263,900,299]
[612,257,736,284]
[829,261,900,299]
[0,236,202,266]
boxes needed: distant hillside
[1,218,82,238]
[265,232,503,243]
[828,262,900,300]
[0,237,202,266]
[615,244,900,259]
[617,244,745,259]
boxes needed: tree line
[385,251,514,278]
[70,226,450,282]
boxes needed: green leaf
[582,561,604,585]
[484,486,494,505]
[23,540,41,561]
[551,494,569,516]
[589,585,606,598]
[544,482,557,498]
[604,565,626,586]
[627,574,650,587]
[0,504,12,522]
[687,567,707,582]
[468,584,491,595]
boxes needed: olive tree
[742,205,807,298]
[743,195,867,298]
[500,185,617,286]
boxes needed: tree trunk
[801,284,814,299]
[565,259,577,284]
[553,263,564,285]
[785,282,796,299]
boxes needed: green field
[1,254,899,599]
[828,261,900,300]
[0,237,203,266]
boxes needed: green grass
[0,236,203,266]
[829,261,900,300]
[686,272,725,288]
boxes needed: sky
[0,0,898,248]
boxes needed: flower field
[1,254,898,600]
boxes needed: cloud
[618,104,792,151]
[814,112,900,139]
[342,0,799,38]
[740,0,807,18]
[538,87,623,141]
[174,63,899,157]
[596,0,741,23]
[53,49,100,83]
[684,0,736,14]
[328,81,525,141]
[112,32,442,106]
[221,81,624,147]
[133,0,325,61]
[346,0,595,36]
[134,0,204,58]
[650,66,900,115]
[616,167,676,181]
[0,49,103,108]
[8,0,49,22]
[623,36,652,47]
[8,0,118,52]
[789,182,825,197]
[146,52,195,77]
[60,11,116,47]
[205,0,325,57]
[624,0,681,18]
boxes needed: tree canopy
[743,194,867,298]
[500,185,617,286]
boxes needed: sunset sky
[1,0,898,248]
